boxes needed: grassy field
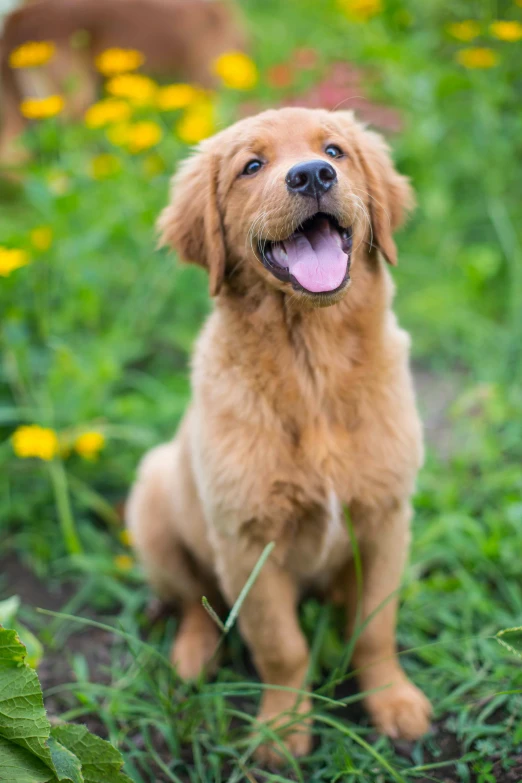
[1,0,522,780]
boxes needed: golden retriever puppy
[127,107,432,764]
[0,0,246,164]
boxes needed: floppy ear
[352,126,414,266]
[158,146,226,295]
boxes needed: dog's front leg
[215,537,312,765]
[346,499,432,740]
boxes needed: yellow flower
[447,21,481,42]
[9,41,55,68]
[456,47,499,69]
[212,51,258,90]
[119,529,133,547]
[176,101,214,144]
[12,425,58,460]
[0,247,29,277]
[337,0,382,21]
[108,121,162,153]
[90,153,121,179]
[20,94,64,119]
[128,121,162,152]
[157,83,201,111]
[490,20,522,42]
[84,98,131,128]
[106,73,157,105]
[95,47,145,76]
[114,554,134,571]
[74,431,105,460]
[30,226,53,251]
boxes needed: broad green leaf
[0,737,55,783]
[0,628,130,783]
[0,628,54,768]
[51,725,133,783]
[0,596,44,668]
[48,737,83,783]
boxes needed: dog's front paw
[366,679,432,741]
[253,700,313,767]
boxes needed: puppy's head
[159,107,413,305]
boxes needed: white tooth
[333,232,343,248]
[272,244,288,267]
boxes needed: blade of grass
[48,459,83,555]
[202,596,226,632]
[224,541,275,633]
[315,714,407,783]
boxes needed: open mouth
[258,213,352,295]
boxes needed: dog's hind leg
[126,441,221,679]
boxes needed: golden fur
[127,107,432,764]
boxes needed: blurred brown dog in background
[0,0,246,163]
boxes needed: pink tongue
[283,217,347,293]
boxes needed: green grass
[1,0,522,780]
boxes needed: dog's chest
[289,487,350,581]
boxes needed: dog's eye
[242,159,263,176]
[325,144,344,159]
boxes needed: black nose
[285,159,337,197]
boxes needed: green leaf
[48,737,83,783]
[0,596,44,668]
[0,627,55,768]
[51,726,133,783]
[0,627,130,783]
[0,737,55,783]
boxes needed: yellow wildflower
[30,226,53,251]
[90,153,121,179]
[20,94,64,119]
[212,51,258,90]
[95,47,144,76]
[114,554,134,571]
[75,431,105,460]
[176,101,214,144]
[0,247,29,277]
[157,83,201,111]
[106,73,157,105]
[9,41,55,68]
[456,47,499,69]
[107,121,162,153]
[84,98,131,128]
[337,0,382,22]
[128,121,162,153]
[119,529,133,547]
[447,21,481,42]
[12,425,58,461]
[490,20,522,42]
